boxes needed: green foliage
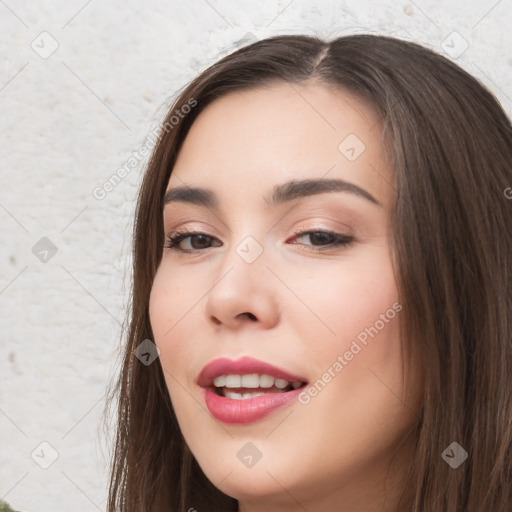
[0,501,18,512]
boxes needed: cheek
[148,266,194,375]
[284,262,410,488]
[336,263,400,367]
[149,263,199,339]
[282,249,399,358]
[288,250,403,405]
[148,269,203,424]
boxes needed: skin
[149,82,423,511]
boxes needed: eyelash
[163,227,354,254]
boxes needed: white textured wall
[1,1,510,510]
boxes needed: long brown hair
[103,34,512,511]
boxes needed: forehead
[168,83,394,211]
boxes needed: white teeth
[241,374,260,388]
[224,391,243,400]
[214,374,289,389]
[224,375,242,388]
[213,373,305,391]
[274,378,289,389]
[213,376,226,387]
[224,391,266,400]
[242,392,265,399]
[259,375,274,388]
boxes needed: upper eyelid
[163,211,357,244]
[164,214,354,232]
[165,225,350,237]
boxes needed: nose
[204,239,281,330]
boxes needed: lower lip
[203,387,304,424]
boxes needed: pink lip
[197,356,308,424]
[202,387,304,424]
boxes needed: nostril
[241,312,257,321]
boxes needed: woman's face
[149,83,422,510]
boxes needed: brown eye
[289,230,354,251]
[164,231,222,253]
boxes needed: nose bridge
[221,211,269,268]
[234,233,266,266]
[204,227,281,327]
[215,231,268,290]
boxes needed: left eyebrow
[162,177,382,209]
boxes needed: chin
[193,443,301,501]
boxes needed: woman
[104,34,512,511]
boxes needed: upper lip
[197,356,308,388]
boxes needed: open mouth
[211,374,308,400]
[198,356,310,422]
